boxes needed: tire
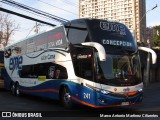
[15,83,21,97]
[61,86,73,108]
[10,82,16,95]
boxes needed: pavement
[144,81,160,90]
[135,81,160,111]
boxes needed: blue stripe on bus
[19,80,143,107]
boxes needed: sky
[0,0,160,44]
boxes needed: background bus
[0,51,4,89]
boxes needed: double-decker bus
[0,50,4,89]
[4,19,156,108]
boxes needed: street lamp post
[134,4,157,45]
[139,4,157,24]
[145,44,151,87]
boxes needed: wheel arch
[59,83,73,101]
[15,81,19,86]
[9,81,14,89]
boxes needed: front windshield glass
[95,53,142,86]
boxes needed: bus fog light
[98,98,108,103]
[100,99,105,103]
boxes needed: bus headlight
[100,90,110,94]
[138,88,143,92]
[86,84,110,94]
[95,88,110,94]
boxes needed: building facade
[79,0,146,43]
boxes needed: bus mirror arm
[138,47,157,64]
[81,42,106,61]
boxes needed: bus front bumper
[95,91,143,107]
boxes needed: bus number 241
[83,93,91,99]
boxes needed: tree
[153,25,160,47]
[0,13,19,48]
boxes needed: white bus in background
[4,18,156,108]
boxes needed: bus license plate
[121,102,129,106]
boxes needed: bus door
[71,46,95,102]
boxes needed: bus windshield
[95,53,142,86]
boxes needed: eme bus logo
[9,56,23,70]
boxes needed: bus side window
[54,66,68,79]
[71,47,94,81]
[20,63,68,79]
[67,21,89,44]
[84,70,92,78]
[80,60,93,80]
[36,63,68,79]
[20,65,37,78]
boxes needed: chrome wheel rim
[16,86,20,95]
[63,87,71,104]
[11,84,15,94]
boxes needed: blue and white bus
[4,19,156,108]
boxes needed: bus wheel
[10,82,16,95]
[61,86,73,108]
[15,83,21,97]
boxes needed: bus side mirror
[138,47,157,64]
[81,42,106,61]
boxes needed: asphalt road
[0,82,160,120]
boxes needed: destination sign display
[102,39,132,47]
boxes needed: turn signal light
[127,91,139,96]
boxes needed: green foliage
[154,25,160,47]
